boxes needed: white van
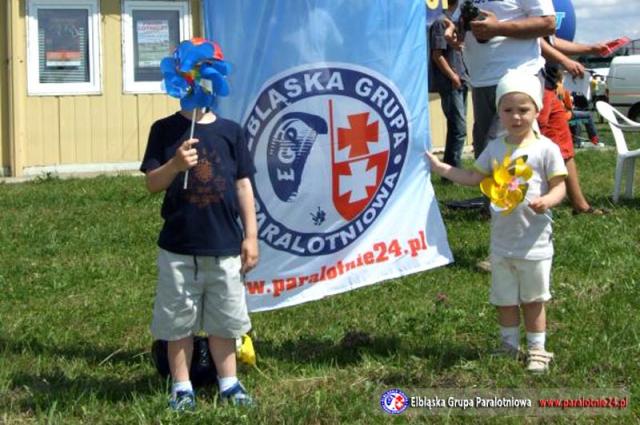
[606,55,640,121]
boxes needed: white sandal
[526,348,554,373]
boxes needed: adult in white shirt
[449,0,556,158]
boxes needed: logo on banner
[244,64,409,256]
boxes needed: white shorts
[150,248,251,340]
[489,255,552,306]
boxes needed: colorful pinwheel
[160,38,231,110]
[160,38,231,188]
[480,154,533,215]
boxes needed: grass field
[0,127,638,424]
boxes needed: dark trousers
[471,85,501,159]
[570,110,598,140]
[438,85,468,167]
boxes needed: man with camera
[446,0,556,158]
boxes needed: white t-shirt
[462,0,555,87]
[474,135,567,260]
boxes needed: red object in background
[599,37,631,57]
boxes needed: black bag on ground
[151,336,217,387]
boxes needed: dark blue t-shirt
[140,112,255,256]
[429,15,468,92]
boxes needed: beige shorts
[150,248,251,340]
[489,255,552,306]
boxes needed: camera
[459,0,488,43]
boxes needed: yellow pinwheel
[480,154,532,215]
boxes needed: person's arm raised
[541,38,585,78]
[553,37,606,56]
[470,11,555,41]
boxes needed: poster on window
[42,13,85,68]
[136,20,170,68]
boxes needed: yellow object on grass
[480,154,532,215]
[236,334,256,366]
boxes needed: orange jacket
[556,84,573,121]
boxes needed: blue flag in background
[203,0,452,312]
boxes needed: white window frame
[26,0,102,96]
[122,0,191,94]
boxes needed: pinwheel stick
[183,108,198,190]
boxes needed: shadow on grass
[257,332,401,366]
[443,249,490,272]
[0,336,146,367]
[596,195,640,210]
[258,330,481,372]
[8,370,159,412]
[1,336,163,412]
[415,341,481,368]
[439,205,489,221]
[367,341,482,386]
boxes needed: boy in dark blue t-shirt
[429,0,468,169]
[141,108,258,410]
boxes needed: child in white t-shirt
[427,71,567,373]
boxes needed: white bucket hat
[495,70,543,111]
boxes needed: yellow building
[0,0,467,178]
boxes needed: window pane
[38,9,90,83]
[133,10,180,82]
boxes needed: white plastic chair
[595,101,640,202]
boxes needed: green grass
[0,126,638,424]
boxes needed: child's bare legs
[522,302,545,334]
[168,336,194,382]
[208,335,237,378]
[209,335,252,404]
[522,301,546,349]
[497,304,546,352]
[497,306,520,351]
[497,306,519,327]
[522,302,552,372]
[208,334,254,404]
[168,337,196,409]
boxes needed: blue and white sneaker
[220,381,254,406]
[169,390,196,412]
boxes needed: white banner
[204,0,453,312]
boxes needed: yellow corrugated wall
[0,1,8,174]
[10,0,201,176]
[7,0,465,176]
